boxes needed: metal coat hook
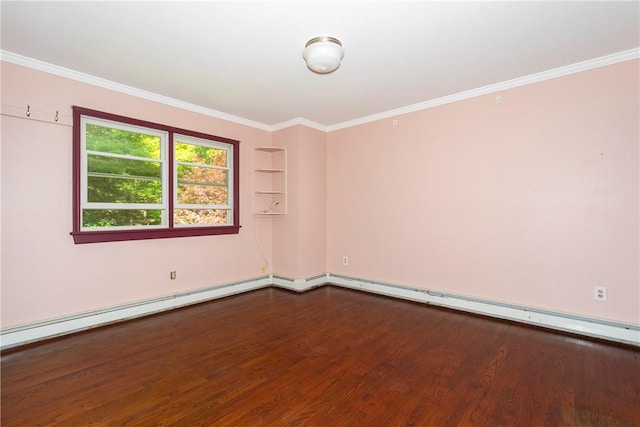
[54,110,59,122]
[26,105,31,117]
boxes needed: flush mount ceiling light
[303,36,344,74]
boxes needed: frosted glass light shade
[303,36,344,74]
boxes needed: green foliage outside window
[83,124,231,228]
[84,124,164,228]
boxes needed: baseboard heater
[2,273,638,350]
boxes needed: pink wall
[296,126,327,278]
[2,58,638,330]
[272,125,327,278]
[1,62,273,327]
[327,60,639,325]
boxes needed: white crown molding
[3,48,638,134]
[326,48,640,132]
[0,50,273,132]
[271,117,328,133]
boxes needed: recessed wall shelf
[255,147,287,215]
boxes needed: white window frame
[80,116,169,231]
[173,134,233,227]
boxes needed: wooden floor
[2,286,639,426]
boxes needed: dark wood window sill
[71,225,241,244]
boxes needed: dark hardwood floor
[2,286,639,426]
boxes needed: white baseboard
[327,274,640,347]
[271,273,329,292]
[2,273,638,350]
[0,277,271,350]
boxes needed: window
[71,106,240,243]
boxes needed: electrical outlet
[342,256,349,265]
[594,286,607,302]
[260,265,266,273]
[170,271,176,280]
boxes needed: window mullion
[176,203,231,210]
[83,202,164,210]
[175,160,228,170]
[168,131,175,228]
[86,150,161,163]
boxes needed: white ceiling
[2,1,639,130]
